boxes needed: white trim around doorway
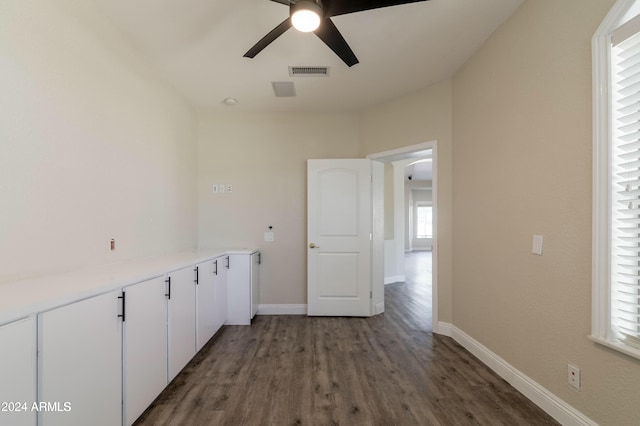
[366,140,439,332]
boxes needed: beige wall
[6,0,636,421]
[359,80,453,323]
[452,0,640,423]
[0,0,198,283]
[197,110,360,305]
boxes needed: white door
[40,291,122,426]
[123,277,168,426]
[196,260,216,351]
[0,316,36,426]
[212,256,228,332]
[167,266,196,381]
[307,159,372,317]
[251,252,260,319]
[226,254,251,325]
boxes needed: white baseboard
[384,275,405,285]
[444,323,596,426]
[257,304,307,315]
[258,303,388,316]
[433,321,452,336]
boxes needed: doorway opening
[403,158,433,330]
[367,141,438,329]
[399,251,433,330]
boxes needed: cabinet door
[251,252,260,319]
[167,266,196,381]
[0,316,36,426]
[226,254,251,325]
[123,277,168,426]
[196,260,216,351]
[40,291,122,426]
[213,256,228,334]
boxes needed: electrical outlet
[226,184,233,193]
[568,364,581,390]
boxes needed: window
[593,0,640,359]
[416,205,432,238]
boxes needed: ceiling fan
[244,0,429,67]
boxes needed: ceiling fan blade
[244,18,292,58]
[324,0,428,17]
[314,18,358,67]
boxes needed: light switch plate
[532,234,543,255]
[219,184,225,193]
[264,232,274,242]
[212,184,218,193]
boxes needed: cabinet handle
[194,266,199,285]
[117,292,126,322]
[214,260,218,276]
[258,253,261,264]
[225,256,230,269]
[165,277,171,300]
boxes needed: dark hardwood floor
[135,252,557,425]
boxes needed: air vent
[272,81,296,97]
[289,66,330,77]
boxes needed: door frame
[367,140,439,329]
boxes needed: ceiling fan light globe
[291,1,321,32]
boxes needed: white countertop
[0,248,257,325]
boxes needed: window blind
[611,27,640,349]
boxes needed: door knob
[309,243,319,249]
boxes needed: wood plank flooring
[134,252,558,426]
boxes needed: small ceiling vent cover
[289,66,330,77]
[272,81,296,97]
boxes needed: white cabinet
[226,251,260,325]
[196,256,228,351]
[0,316,36,426]
[167,266,197,381]
[251,252,261,319]
[196,259,216,351]
[0,249,258,426]
[213,256,228,335]
[39,291,122,426]
[123,277,168,426]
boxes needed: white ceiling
[95,0,523,113]
[405,159,433,181]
